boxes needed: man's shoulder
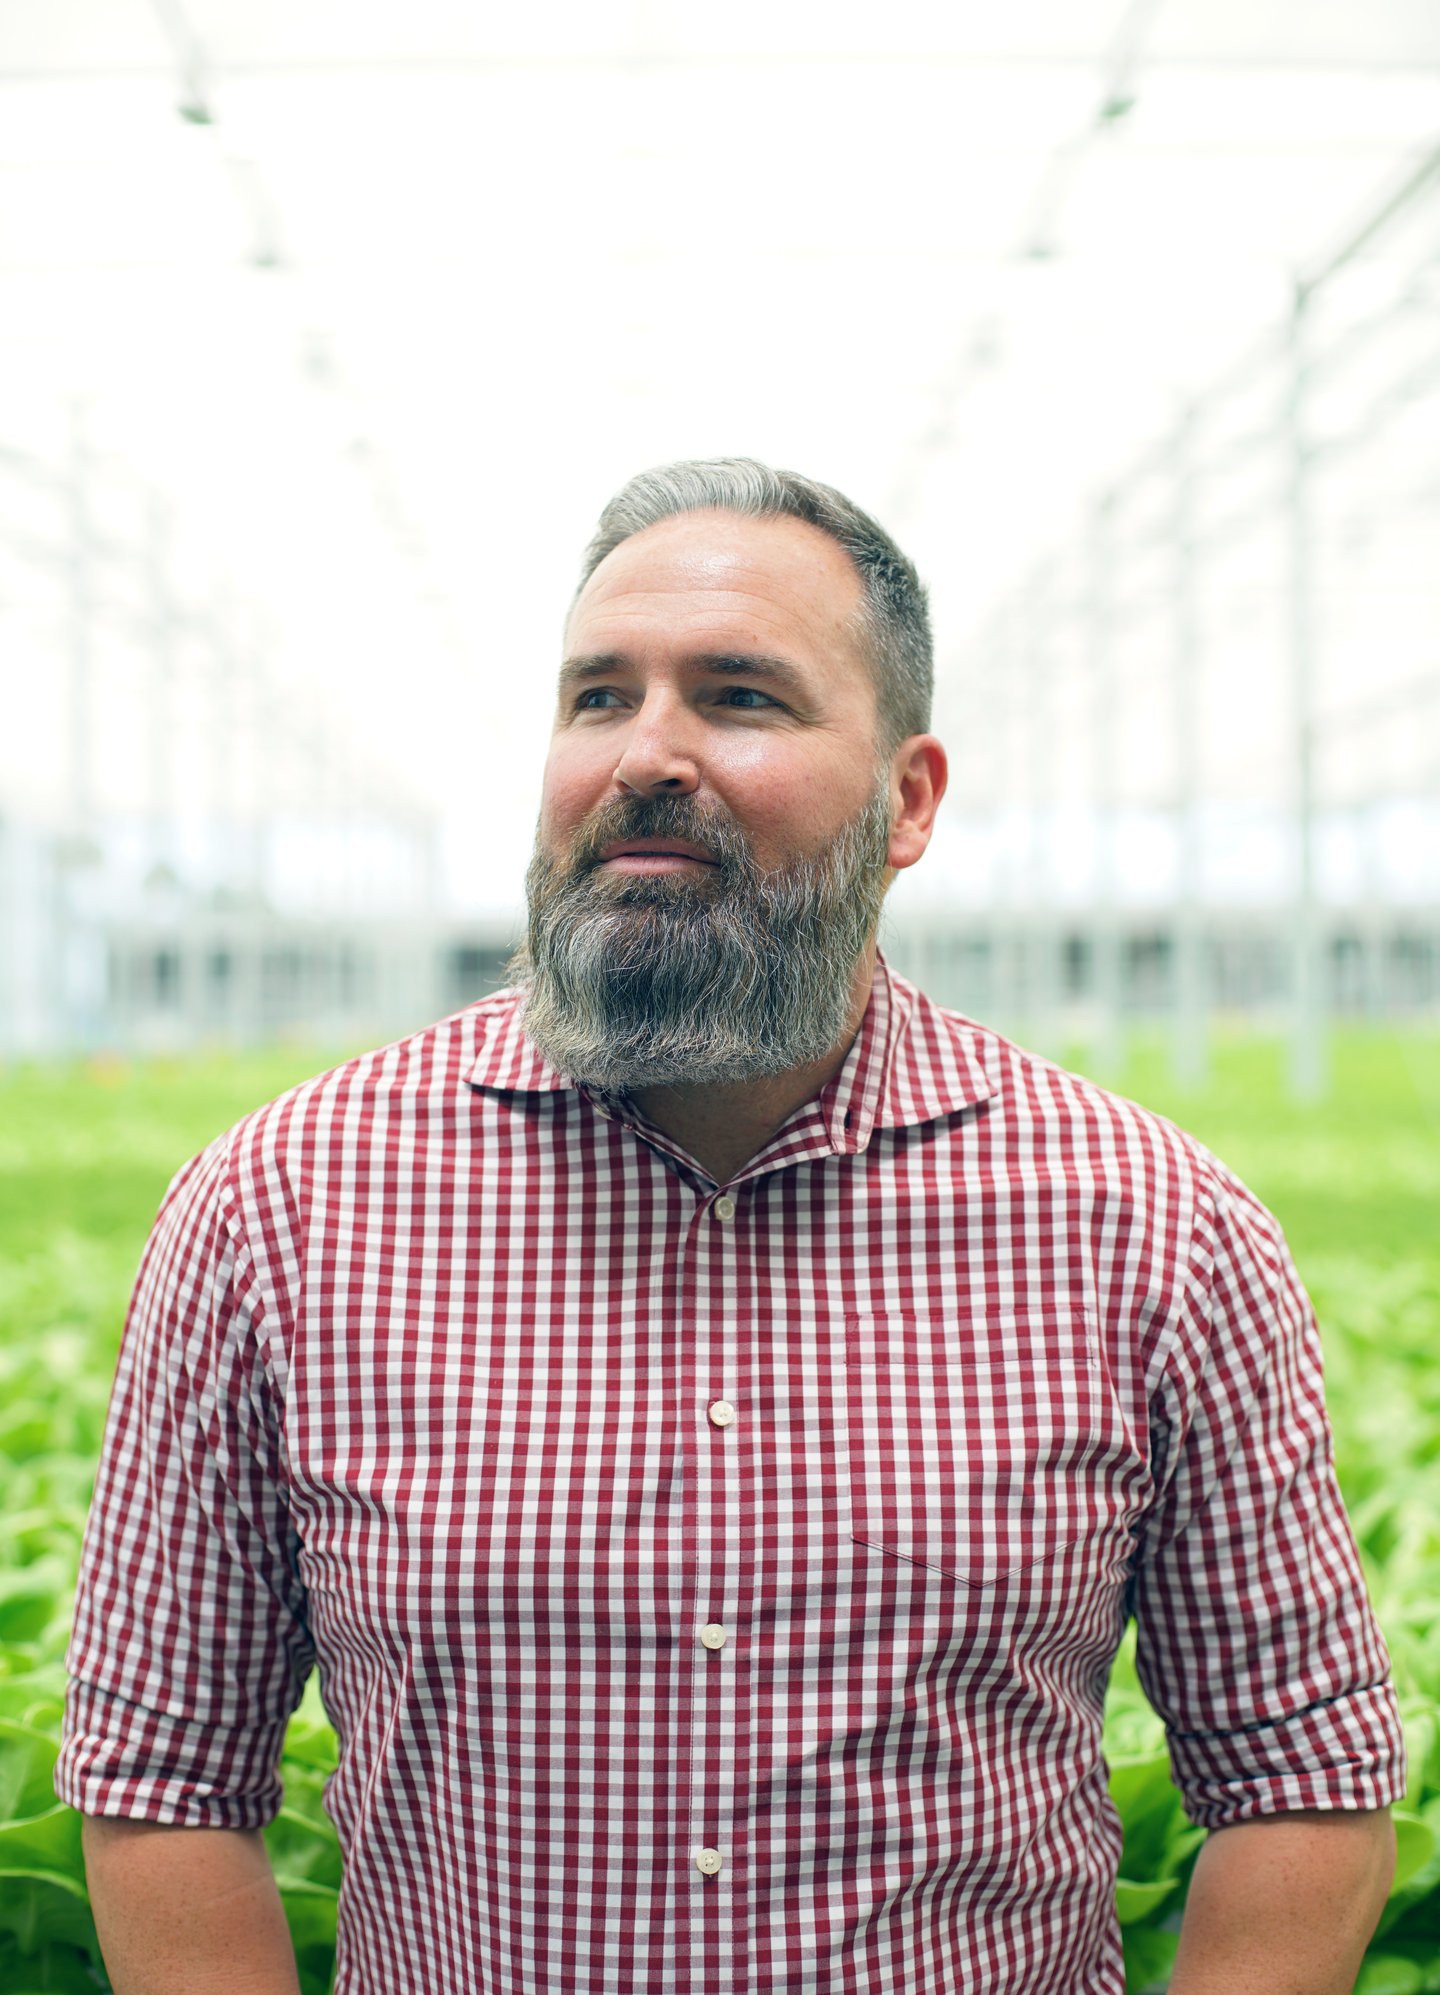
[207,988,527,1185]
[900,976,1224,1196]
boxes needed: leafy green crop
[2,1031,1438,1993]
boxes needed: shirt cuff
[1168,1681,1407,1828]
[55,1677,290,1829]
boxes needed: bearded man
[61,460,1402,1995]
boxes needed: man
[60,459,1402,1994]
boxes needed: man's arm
[59,1145,317,1987]
[83,1818,301,1995]
[1168,1807,1395,1995]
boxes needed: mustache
[561,793,760,881]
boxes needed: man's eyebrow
[557,651,809,693]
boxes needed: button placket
[687,1173,741,1952]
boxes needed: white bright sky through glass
[2,1,1438,914]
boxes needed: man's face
[540,508,891,880]
[513,510,901,1092]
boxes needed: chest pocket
[844,1311,1138,1589]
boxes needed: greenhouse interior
[1,3,1437,1097]
[3,11,1440,1995]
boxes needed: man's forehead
[568,510,867,649]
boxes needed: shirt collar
[826,951,999,1147]
[464,951,999,1142]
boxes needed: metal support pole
[960,650,1001,1025]
[1285,283,1326,1100]
[144,496,177,878]
[232,611,268,913]
[247,668,282,1044]
[58,399,104,1050]
[992,606,1028,1034]
[1171,405,1208,1090]
[141,496,201,1042]
[1089,495,1124,1078]
[1025,573,1061,1055]
[415,810,443,917]
[65,401,95,834]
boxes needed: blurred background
[3,16,1440,1989]
[2,0,1439,1092]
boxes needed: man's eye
[575,688,623,709]
[718,686,777,709]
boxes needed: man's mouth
[594,838,718,874]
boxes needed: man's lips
[594,839,718,871]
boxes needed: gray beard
[509,783,893,1091]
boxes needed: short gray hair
[574,457,932,752]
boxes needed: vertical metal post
[964,631,997,1025]
[1025,571,1061,1055]
[1171,405,1208,1090]
[143,495,194,1041]
[1286,282,1326,1100]
[65,400,95,833]
[144,496,177,876]
[231,610,267,915]
[337,736,361,922]
[414,808,442,917]
[235,610,269,913]
[993,605,1028,1034]
[1089,494,1124,1078]
[58,398,102,1050]
[1357,794,1386,1021]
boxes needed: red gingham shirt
[58,957,1404,1994]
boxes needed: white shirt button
[699,1623,727,1650]
[713,1194,737,1222]
[695,1848,723,1877]
[707,1400,736,1429]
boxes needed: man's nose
[611,699,701,797]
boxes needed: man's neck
[630,946,877,1185]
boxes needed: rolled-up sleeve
[1131,1157,1405,1828]
[55,1137,313,1827]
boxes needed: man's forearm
[82,1817,301,1995]
[1168,1807,1395,1995]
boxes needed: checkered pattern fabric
[57,957,1403,1993]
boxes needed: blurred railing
[0,420,441,1056]
[925,146,1440,1095]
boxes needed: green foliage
[2,1031,1438,1992]
[0,1047,347,1994]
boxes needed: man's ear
[887,736,948,872]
